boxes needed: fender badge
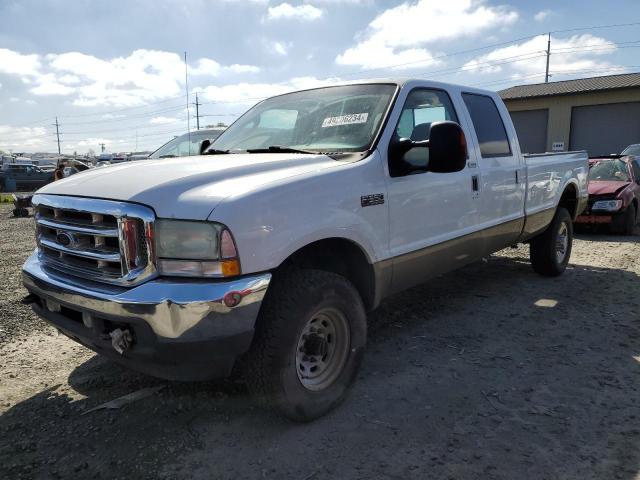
[361,194,384,207]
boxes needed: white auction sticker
[322,113,369,128]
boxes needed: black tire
[530,207,573,277]
[613,203,636,236]
[245,268,367,422]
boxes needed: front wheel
[612,203,637,235]
[530,207,573,277]
[244,268,367,421]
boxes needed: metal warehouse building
[499,72,640,156]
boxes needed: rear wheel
[530,207,573,277]
[245,268,367,421]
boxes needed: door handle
[472,175,479,191]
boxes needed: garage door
[570,102,640,156]
[509,109,548,154]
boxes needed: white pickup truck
[23,79,588,420]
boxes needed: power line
[551,21,640,34]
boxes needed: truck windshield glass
[150,130,223,159]
[589,159,630,182]
[622,144,640,156]
[209,84,397,154]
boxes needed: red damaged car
[575,155,640,234]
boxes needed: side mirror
[199,139,211,155]
[388,121,467,176]
[427,121,467,173]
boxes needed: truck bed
[523,151,589,218]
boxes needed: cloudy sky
[1,0,639,154]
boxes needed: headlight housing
[155,220,240,278]
[592,199,622,212]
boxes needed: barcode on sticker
[322,113,369,128]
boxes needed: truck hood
[588,180,630,197]
[38,153,340,219]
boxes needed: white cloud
[272,41,290,56]
[227,64,261,74]
[0,124,49,150]
[149,116,181,125]
[199,76,339,105]
[336,0,518,69]
[0,48,260,107]
[337,40,440,70]
[534,10,551,22]
[308,0,367,3]
[462,34,618,77]
[30,73,75,96]
[267,3,323,21]
[0,48,41,76]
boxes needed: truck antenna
[184,51,191,153]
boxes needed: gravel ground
[1,203,639,480]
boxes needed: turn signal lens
[221,259,241,277]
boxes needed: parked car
[61,159,92,178]
[22,79,588,421]
[0,163,54,191]
[128,152,151,161]
[148,128,225,159]
[621,144,640,156]
[575,155,640,234]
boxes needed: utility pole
[545,32,551,83]
[192,93,201,130]
[100,143,106,152]
[53,117,61,155]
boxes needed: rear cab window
[462,93,511,158]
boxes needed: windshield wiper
[245,145,319,155]
[202,148,231,155]
[158,154,177,158]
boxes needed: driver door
[384,88,481,294]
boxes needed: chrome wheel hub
[295,309,350,391]
[556,222,569,263]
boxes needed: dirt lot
[1,203,639,480]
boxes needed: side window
[632,160,640,181]
[391,89,458,176]
[462,93,511,157]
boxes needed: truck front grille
[33,194,156,286]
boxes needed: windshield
[149,130,223,158]
[622,144,640,156]
[209,84,397,154]
[589,159,631,182]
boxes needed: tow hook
[109,328,133,354]
[21,294,39,305]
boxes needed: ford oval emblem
[56,232,74,247]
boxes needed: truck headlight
[592,200,622,212]
[155,220,240,278]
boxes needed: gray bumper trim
[22,252,271,340]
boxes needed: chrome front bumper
[22,252,271,380]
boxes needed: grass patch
[0,194,14,204]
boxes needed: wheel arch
[559,181,579,220]
[273,237,380,312]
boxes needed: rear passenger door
[461,93,525,252]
